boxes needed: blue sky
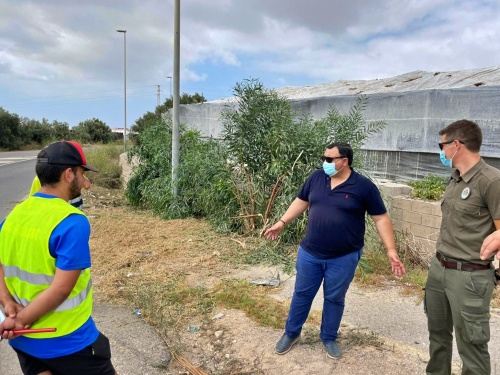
[0,0,499,129]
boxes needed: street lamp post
[172,0,180,196]
[116,29,127,152]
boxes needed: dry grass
[90,209,229,300]
[84,186,295,336]
[301,323,383,349]
[395,229,434,269]
[85,186,243,296]
[492,289,500,308]
[85,186,294,371]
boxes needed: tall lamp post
[116,29,127,152]
[172,0,180,196]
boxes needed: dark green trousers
[425,255,495,375]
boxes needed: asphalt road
[0,150,39,222]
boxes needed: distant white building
[112,127,135,140]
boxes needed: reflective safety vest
[0,196,93,338]
[29,177,41,196]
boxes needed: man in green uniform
[425,119,500,375]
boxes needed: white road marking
[0,156,37,167]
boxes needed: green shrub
[407,174,447,200]
[125,118,236,224]
[126,78,386,246]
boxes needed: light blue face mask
[439,148,457,168]
[323,161,339,176]
[439,151,452,168]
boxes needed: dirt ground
[80,182,436,375]
[168,308,428,375]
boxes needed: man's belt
[436,252,490,272]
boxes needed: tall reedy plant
[221,78,328,239]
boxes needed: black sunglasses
[322,155,345,163]
[438,140,464,150]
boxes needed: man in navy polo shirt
[265,142,406,359]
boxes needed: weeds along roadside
[80,147,297,348]
[84,144,123,189]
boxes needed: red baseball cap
[36,141,99,172]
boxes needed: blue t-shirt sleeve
[49,214,92,271]
[364,180,387,216]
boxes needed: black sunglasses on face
[322,155,345,163]
[438,140,464,150]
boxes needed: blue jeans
[285,246,362,343]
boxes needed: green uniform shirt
[437,158,500,264]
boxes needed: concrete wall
[391,196,441,264]
[379,181,441,264]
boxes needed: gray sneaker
[324,341,341,358]
[275,333,300,355]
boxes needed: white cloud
[0,0,498,126]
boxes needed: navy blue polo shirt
[298,169,387,259]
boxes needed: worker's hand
[264,221,286,241]
[3,300,24,319]
[387,249,406,277]
[0,316,28,341]
[480,231,500,260]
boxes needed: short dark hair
[439,119,482,153]
[327,142,353,166]
[36,149,75,186]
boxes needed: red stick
[12,328,57,334]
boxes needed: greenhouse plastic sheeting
[361,150,500,182]
[173,66,500,182]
